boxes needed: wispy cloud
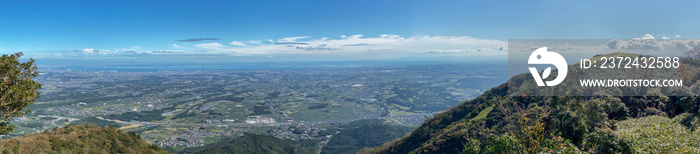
[194,42,226,49]
[229,41,246,47]
[75,48,100,53]
[73,48,119,55]
[274,42,309,45]
[38,35,507,61]
[177,38,220,42]
[510,34,699,56]
[152,50,170,53]
[185,34,507,57]
[275,36,310,43]
[247,40,262,45]
[342,43,373,46]
[296,44,335,51]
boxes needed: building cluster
[156,130,231,148]
[244,116,276,124]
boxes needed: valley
[3,63,506,152]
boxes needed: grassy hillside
[364,55,700,153]
[182,133,318,154]
[0,124,168,154]
[615,114,700,153]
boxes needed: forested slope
[364,54,700,153]
[0,124,168,154]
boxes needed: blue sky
[1,0,699,62]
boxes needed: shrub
[462,134,522,154]
[614,115,700,153]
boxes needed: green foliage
[464,129,583,154]
[585,130,634,154]
[105,109,166,122]
[0,124,168,153]
[68,116,122,128]
[679,113,700,130]
[602,97,629,121]
[172,111,197,120]
[317,128,338,136]
[461,134,522,154]
[583,99,608,129]
[676,92,700,116]
[552,111,588,146]
[251,104,272,115]
[462,138,481,154]
[363,84,511,154]
[540,136,584,154]
[483,134,521,154]
[0,122,16,135]
[307,103,329,109]
[183,134,317,154]
[518,106,547,153]
[0,52,42,135]
[614,115,700,153]
[322,119,412,154]
[366,76,698,154]
[470,106,493,122]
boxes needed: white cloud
[194,42,226,49]
[605,39,700,51]
[604,34,700,51]
[676,35,681,38]
[509,34,697,57]
[276,36,310,42]
[81,48,99,52]
[635,34,655,40]
[172,44,183,48]
[229,41,246,47]
[74,48,119,55]
[152,50,169,53]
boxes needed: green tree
[462,134,522,154]
[0,52,41,135]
